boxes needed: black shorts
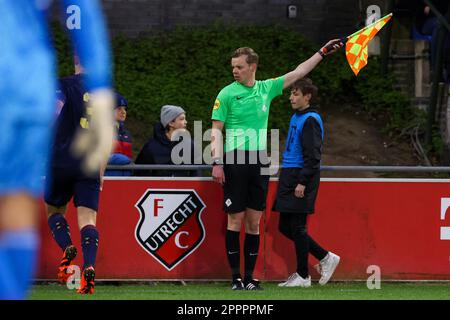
[222,150,270,213]
[44,166,100,211]
[273,167,320,214]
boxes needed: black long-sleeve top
[297,108,323,186]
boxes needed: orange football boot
[57,245,77,284]
[77,266,95,294]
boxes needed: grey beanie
[160,105,185,128]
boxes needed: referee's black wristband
[318,49,326,58]
[212,158,223,166]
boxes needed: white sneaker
[278,273,311,288]
[317,252,340,285]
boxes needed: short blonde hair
[232,47,259,65]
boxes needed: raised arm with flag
[329,13,393,75]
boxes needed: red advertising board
[37,178,450,281]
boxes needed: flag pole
[346,13,393,39]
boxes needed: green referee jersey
[211,76,285,152]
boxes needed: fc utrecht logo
[135,189,206,270]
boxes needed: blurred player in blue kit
[0,0,115,299]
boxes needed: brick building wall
[51,0,361,44]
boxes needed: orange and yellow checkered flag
[345,13,393,75]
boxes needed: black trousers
[279,212,328,278]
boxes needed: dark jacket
[113,121,133,159]
[135,122,201,177]
[274,107,323,214]
[408,0,450,31]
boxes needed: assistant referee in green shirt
[211,40,342,290]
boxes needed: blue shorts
[44,167,100,212]
[0,32,56,198]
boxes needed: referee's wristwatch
[212,158,223,166]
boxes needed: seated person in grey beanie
[135,105,201,176]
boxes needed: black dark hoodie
[135,122,201,177]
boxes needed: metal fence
[106,164,450,173]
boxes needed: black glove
[319,38,346,56]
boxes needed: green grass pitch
[30,281,450,300]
